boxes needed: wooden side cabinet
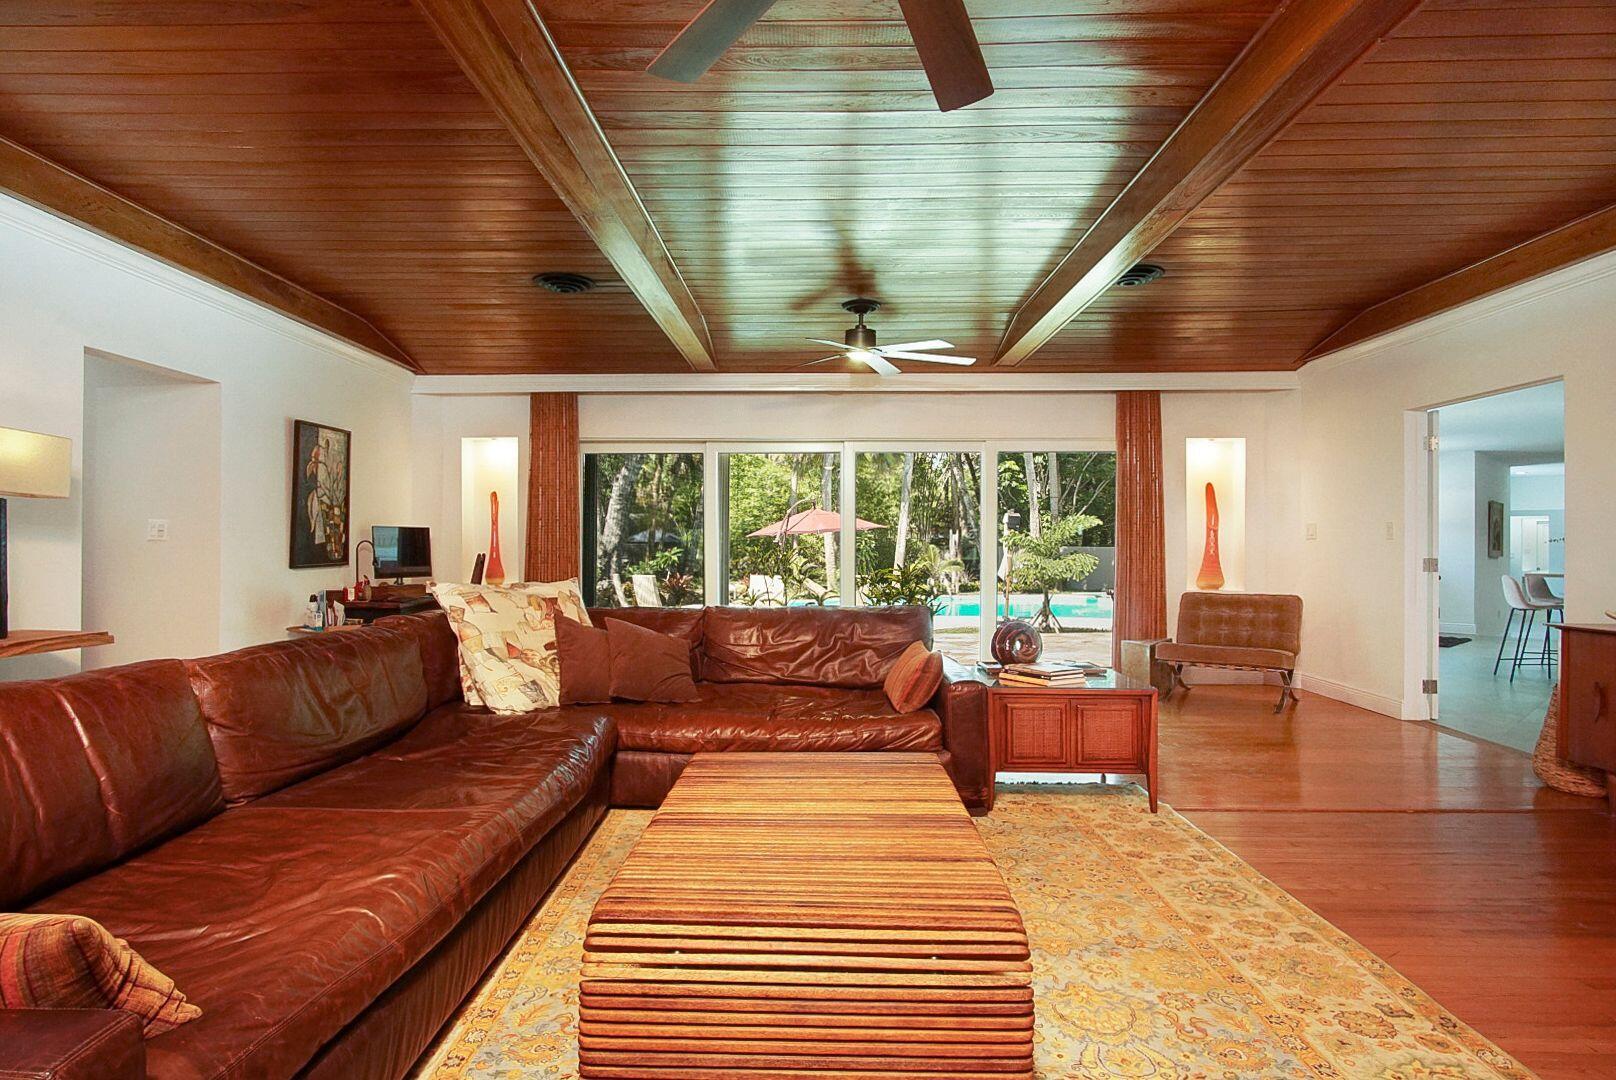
[1556,624,1616,805]
[988,673,1159,812]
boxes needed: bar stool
[1523,571,1564,666]
[1495,575,1557,682]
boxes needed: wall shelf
[0,629,114,660]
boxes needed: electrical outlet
[1305,523,1318,541]
[146,518,169,541]
[1384,521,1396,541]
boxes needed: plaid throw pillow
[0,913,201,1038]
[883,640,944,713]
[430,579,591,714]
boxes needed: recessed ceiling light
[531,272,596,294]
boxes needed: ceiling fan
[648,0,994,113]
[802,299,976,376]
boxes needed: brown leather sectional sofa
[0,604,987,1080]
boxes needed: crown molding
[411,371,1301,396]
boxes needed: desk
[342,595,437,623]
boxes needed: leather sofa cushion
[1156,641,1296,670]
[700,605,932,689]
[588,606,704,675]
[603,683,941,754]
[0,660,223,908]
[605,617,699,702]
[375,610,461,710]
[29,707,613,1080]
[1175,591,1302,655]
[184,623,429,804]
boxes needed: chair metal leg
[1275,670,1297,713]
[1511,609,1536,683]
[1164,664,1189,701]
[1493,608,1517,675]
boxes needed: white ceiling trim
[411,371,1301,396]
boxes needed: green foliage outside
[1003,514,1103,631]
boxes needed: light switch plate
[1305,523,1318,540]
[147,518,169,541]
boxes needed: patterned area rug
[413,788,1534,1079]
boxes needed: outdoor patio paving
[934,628,1113,668]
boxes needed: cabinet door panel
[999,699,1069,769]
[1562,632,1616,771]
[1073,704,1141,766]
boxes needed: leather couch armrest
[0,1009,145,1080]
[932,657,994,814]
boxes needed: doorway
[1426,382,1564,750]
[81,351,221,667]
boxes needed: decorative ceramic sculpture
[1196,481,1225,590]
[991,619,1043,665]
[485,491,506,586]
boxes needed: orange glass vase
[1195,482,1225,590]
[485,491,506,586]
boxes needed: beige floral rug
[413,787,1534,1079]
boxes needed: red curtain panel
[524,393,581,582]
[1113,390,1167,668]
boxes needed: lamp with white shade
[0,426,72,639]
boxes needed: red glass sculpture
[1196,481,1225,590]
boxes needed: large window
[854,451,982,661]
[582,452,704,608]
[580,442,1114,662]
[993,450,1116,663]
[720,451,840,606]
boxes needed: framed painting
[1486,499,1505,560]
[290,419,351,568]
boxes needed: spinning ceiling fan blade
[877,339,954,353]
[797,355,846,368]
[806,338,853,350]
[896,0,994,112]
[880,350,977,365]
[649,0,781,82]
[859,353,901,377]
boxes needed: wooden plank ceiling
[0,0,687,374]
[2,0,1614,374]
[1042,0,1616,370]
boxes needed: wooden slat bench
[579,752,1034,1078]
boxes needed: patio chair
[631,573,664,608]
[748,574,786,606]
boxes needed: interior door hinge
[1426,434,1440,451]
[1423,557,1439,573]
[1422,678,1438,695]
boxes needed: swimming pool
[935,592,1113,620]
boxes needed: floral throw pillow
[429,580,590,713]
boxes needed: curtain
[524,393,580,582]
[1113,390,1167,667]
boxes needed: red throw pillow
[556,615,612,704]
[606,618,700,703]
[0,913,202,1038]
[884,640,944,712]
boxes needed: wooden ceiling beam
[0,136,420,372]
[413,0,716,371]
[1304,202,1616,362]
[993,0,1423,368]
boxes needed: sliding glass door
[581,441,1113,662]
[718,450,840,606]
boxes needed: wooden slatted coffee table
[579,752,1034,1078]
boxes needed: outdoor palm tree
[1004,513,1102,632]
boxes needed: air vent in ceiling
[532,272,597,294]
[1115,264,1166,288]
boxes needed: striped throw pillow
[0,913,201,1037]
[884,640,944,713]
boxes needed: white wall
[410,394,530,583]
[1472,453,1512,636]
[0,194,414,680]
[1294,247,1616,716]
[81,354,223,667]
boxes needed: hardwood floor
[1153,683,1616,1079]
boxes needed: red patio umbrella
[747,507,885,538]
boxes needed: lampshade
[0,426,71,499]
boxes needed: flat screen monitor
[372,525,432,580]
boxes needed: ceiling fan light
[847,349,879,364]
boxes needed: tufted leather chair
[1154,592,1304,712]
